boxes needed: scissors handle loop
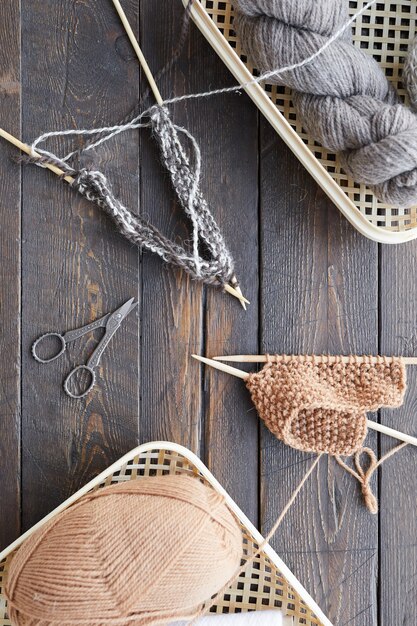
[32,333,66,363]
[64,365,96,399]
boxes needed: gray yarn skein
[234,0,417,208]
[404,36,417,113]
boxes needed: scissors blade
[105,298,137,330]
[86,298,138,370]
[127,300,139,315]
[63,299,138,345]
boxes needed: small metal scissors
[32,298,138,399]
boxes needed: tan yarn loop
[336,442,408,514]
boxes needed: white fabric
[173,609,292,626]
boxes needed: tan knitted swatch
[246,356,406,456]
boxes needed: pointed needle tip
[234,284,247,310]
[191,353,249,380]
[234,280,249,305]
[223,283,250,305]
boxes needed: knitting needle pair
[192,353,417,449]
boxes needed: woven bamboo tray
[0,442,332,626]
[185,0,417,244]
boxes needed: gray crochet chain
[234,0,417,209]
[77,106,235,287]
[30,105,236,290]
[22,0,240,297]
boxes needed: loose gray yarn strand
[32,1,379,162]
[233,0,417,208]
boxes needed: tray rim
[0,440,333,626]
[184,0,417,244]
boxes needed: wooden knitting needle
[111,0,249,308]
[0,128,74,184]
[213,354,417,365]
[231,282,247,310]
[191,354,417,449]
[111,0,163,106]
[223,284,250,304]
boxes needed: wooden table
[0,2,416,625]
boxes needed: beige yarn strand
[336,442,408,514]
[192,453,323,623]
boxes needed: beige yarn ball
[5,474,242,626]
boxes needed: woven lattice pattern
[202,0,417,233]
[0,447,323,626]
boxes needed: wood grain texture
[379,245,417,625]
[258,122,379,625]
[20,0,140,531]
[138,0,204,450]
[0,0,21,551]
[198,44,259,520]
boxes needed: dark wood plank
[379,244,417,625]
[139,7,259,531]
[0,0,21,551]
[21,0,140,530]
[138,1,204,450]
[259,127,379,625]
[202,87,259,517]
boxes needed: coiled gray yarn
[234,0,417,208]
